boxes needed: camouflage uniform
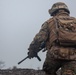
[28,2,76,75]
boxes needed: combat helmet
[49,2,70,16]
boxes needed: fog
[0,0,76,69]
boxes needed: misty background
[0,0,76,69]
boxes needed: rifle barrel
[18,56,29,65]
[18,55,41,65]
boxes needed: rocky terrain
[0,68,61,75]
[0,68,45,75]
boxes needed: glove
[28,43,39,59]
[27,50,37,59]
[28,46,41,61]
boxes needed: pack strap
[53,17,59,43]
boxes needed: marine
[28,2,76,75]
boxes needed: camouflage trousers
[43,51,76,75]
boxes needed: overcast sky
[0,0,76,69]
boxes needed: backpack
[54,16,76,46]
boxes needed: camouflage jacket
[28,17,54,52]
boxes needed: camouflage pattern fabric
[49,45,76,60]
[28,15,76,75]
[61,61,76,75]
[28,22,49,52]
[43,51,76,75]
[49,2,70,16]
[43,51,61,75]
[28,9,76,75]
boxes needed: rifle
[18,41,46,65]
[18,54,41,65]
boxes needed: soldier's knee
[61,69,75,75]
[61,61,76,75]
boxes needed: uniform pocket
[50,46,69,59]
